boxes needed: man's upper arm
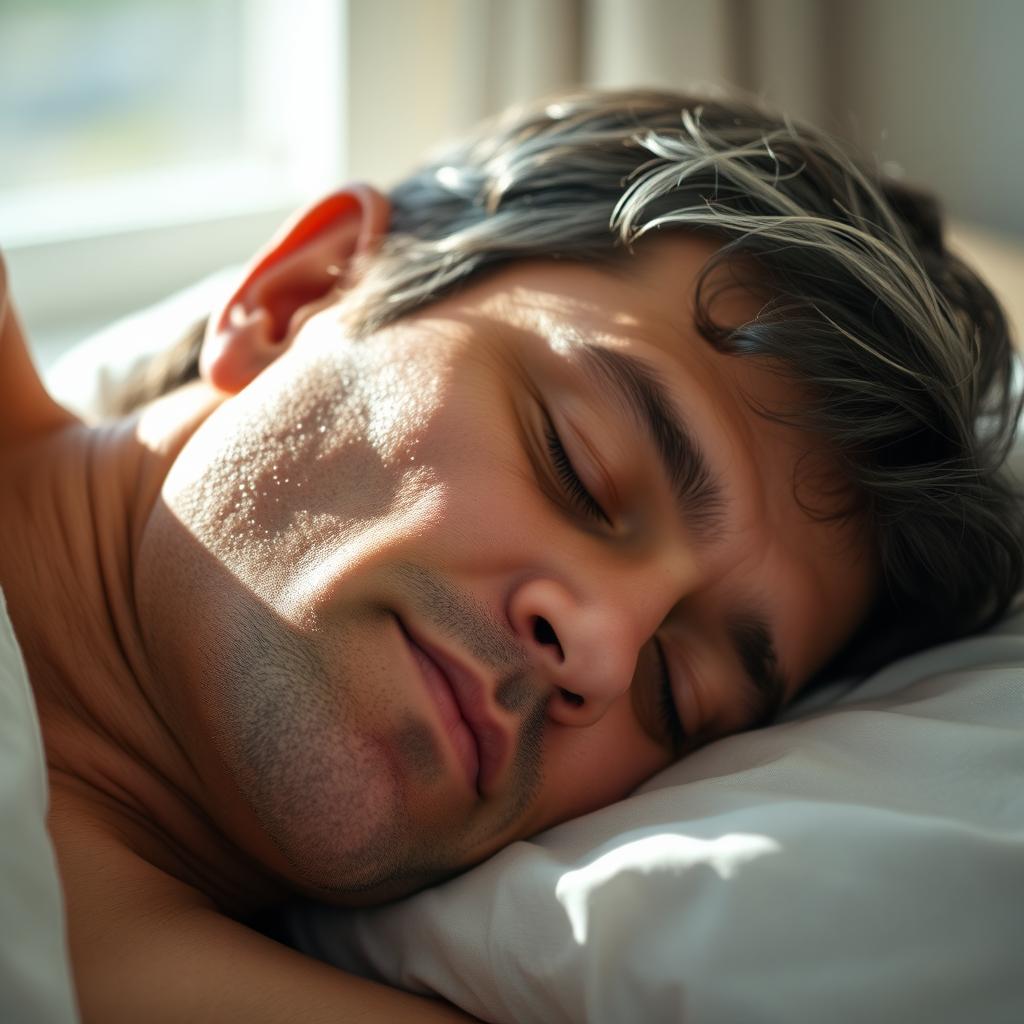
[49,788,475,1024]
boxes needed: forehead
[433,232,764,385]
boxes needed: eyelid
[653,635,686,753]
[542,412,612,526]
[550,400,624,518]
[564,419,620,513]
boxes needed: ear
[200,183,391,393]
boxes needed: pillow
[45,267,238,422]
[286,613,1024,1023]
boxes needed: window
[0,0,346,364]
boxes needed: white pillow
[286,614,1024,1023]
[46,267,238,422]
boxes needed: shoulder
[47,781,479,1023]
[48,781,215,970]
[0,247,77,445]
[47,780,215,1019]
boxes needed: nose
[507,577,648,726]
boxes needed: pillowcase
[46,267,237,422]
[286,611,1024,1023]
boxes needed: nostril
[533,616,563,658]
[531,618,583,708]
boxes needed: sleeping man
[1,89,1021,1022]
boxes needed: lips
[398,617,507,798]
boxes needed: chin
[296,864,458,908]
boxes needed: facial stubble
[210,580,547,899]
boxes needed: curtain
[343,0,831,183]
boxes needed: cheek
[397,445,539,566]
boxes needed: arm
[50,789,478,1024]
[0,249,76,443]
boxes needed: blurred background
[3,0,1022,368]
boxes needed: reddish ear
[200,184,391,394]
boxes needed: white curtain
[343,0,831,184]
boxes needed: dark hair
[126,87,1024,676]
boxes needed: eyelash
[653,636,686,754]
[544,420,611,525]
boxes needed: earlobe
[200,184,391,394]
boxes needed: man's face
[138,233,875,903]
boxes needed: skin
[0,186,876,1020]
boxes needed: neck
[0,383,285,915]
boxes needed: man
[1,89,1020,1022]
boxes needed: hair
[126,86,1024,680]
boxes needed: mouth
[397,616,507,798]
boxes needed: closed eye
[544,418,611,526]
[653,636,686,755]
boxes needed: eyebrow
[572,341,790,719]
[574,341,727,539]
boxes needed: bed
[8,223,1024,1023]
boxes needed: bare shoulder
[48,783,477,1024]
[0,247,76,444]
